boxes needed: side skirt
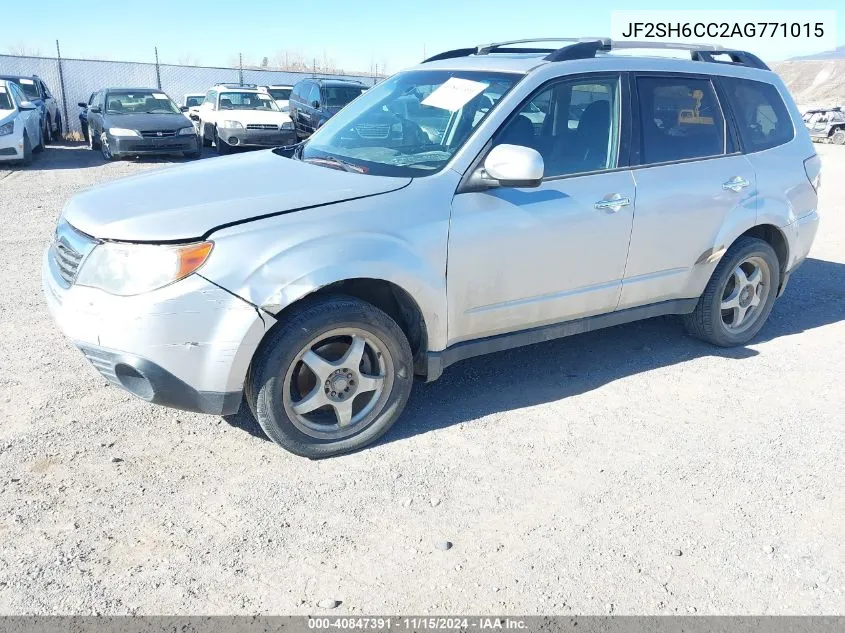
[423,298,699,382]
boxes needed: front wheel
[683,236,780,347]
[20,133,32,166]
[213,127,231,155]
[247,295,414,458]
[100,133,118,160]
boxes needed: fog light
[114,363,154,400]
[229,137,239,145]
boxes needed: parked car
[804,107,845,144]
[196,83,295,155]
[78,92,96,142]
[44,38,820,457]
[288,78,366,139]
[183,93,205,122]
[0,74,62,143]
[85,87,200,160]
[258,85,294,111]
[0,79,43,164]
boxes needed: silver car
[43,39,821,457]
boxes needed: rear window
[636,75,726,164]
[721,77,794,152]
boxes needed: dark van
[288,78,366,140]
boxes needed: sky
[2,0,842,74]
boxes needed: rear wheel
[683,237,780,347]
[247,295,414,458]
[43,117,53,144]
[831,129,845,145]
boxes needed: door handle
[722,176,750,193]
[594,194,631,213]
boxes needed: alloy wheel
[720,255,771,333]
[282,328,394,440]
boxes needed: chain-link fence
[0,52,381,136]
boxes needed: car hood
[61,150,411,241]
[218,109,292,125]
[104,112,192,131]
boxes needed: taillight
[804,154,822,192]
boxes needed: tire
[247,295,414,458]
[683,236,780,347]
[20,133,32,166]
[214,127,231,155]
[200,122,212,147]
[81,121,89,144]
[88,128,99,150]
[55,116,63,140]
[831,129,845,145]
[43,116,52,145]
[100,132,117,161]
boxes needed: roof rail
[423,38,769,70]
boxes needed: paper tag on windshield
[0,87,6,93]
[153,93,167,99]
[20,78,34,85]
[258,94,272,100]
[421,78,489,112]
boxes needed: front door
[447,73,636,345]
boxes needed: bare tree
[7,42,42,57]
[175,53,202,66]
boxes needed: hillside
[771,59,845,108]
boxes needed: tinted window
[12,77,40,101]
[637,75,725,164]
[204,90,217,106]
[0,86,12,110]
[185,95,204,107]
[41,81,51,98]
[307,84,321,105]
[324,85,365,107]
[494,75,621,177]
[721,77,794,152]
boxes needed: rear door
[618,72,756,309]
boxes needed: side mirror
[89,106,101,114]
[77,101,87,108]
[180,105,189,112]
[19,101,38,111]
[312,100,320,109]
[463,144,544,192]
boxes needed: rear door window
[636,75,726,164]
[720,77,794,152]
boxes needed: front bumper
[110,133,200,155]
[42,246,274,415]
[217,126,296,148]
[0,133,23,161]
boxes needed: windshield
[185,95,204,107]
[219,91,280,111]
[106,90,181,114]
[10,78,39,101]
[267,87,292,101]
[300,70,520,177]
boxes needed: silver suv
[43,39,821,457]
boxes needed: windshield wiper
[303,155,365,174]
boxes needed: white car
[258,84,294,112]
[183,93,205,123]
[0,79,43,165]
[197,84,296,155]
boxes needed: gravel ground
[0,143,843,615]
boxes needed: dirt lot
[0,143,843,615]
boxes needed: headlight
[221,120,243,129]
[178,126,196,135]
[0,121,14,136]
[280,121,293,130]
[75,241,213,296]
[108,127,140,137]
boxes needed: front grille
[54,241,83,285]
[355,123,391,139]
[51,220,98,287]
[140,130,177,138]
[246,124,279,130]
